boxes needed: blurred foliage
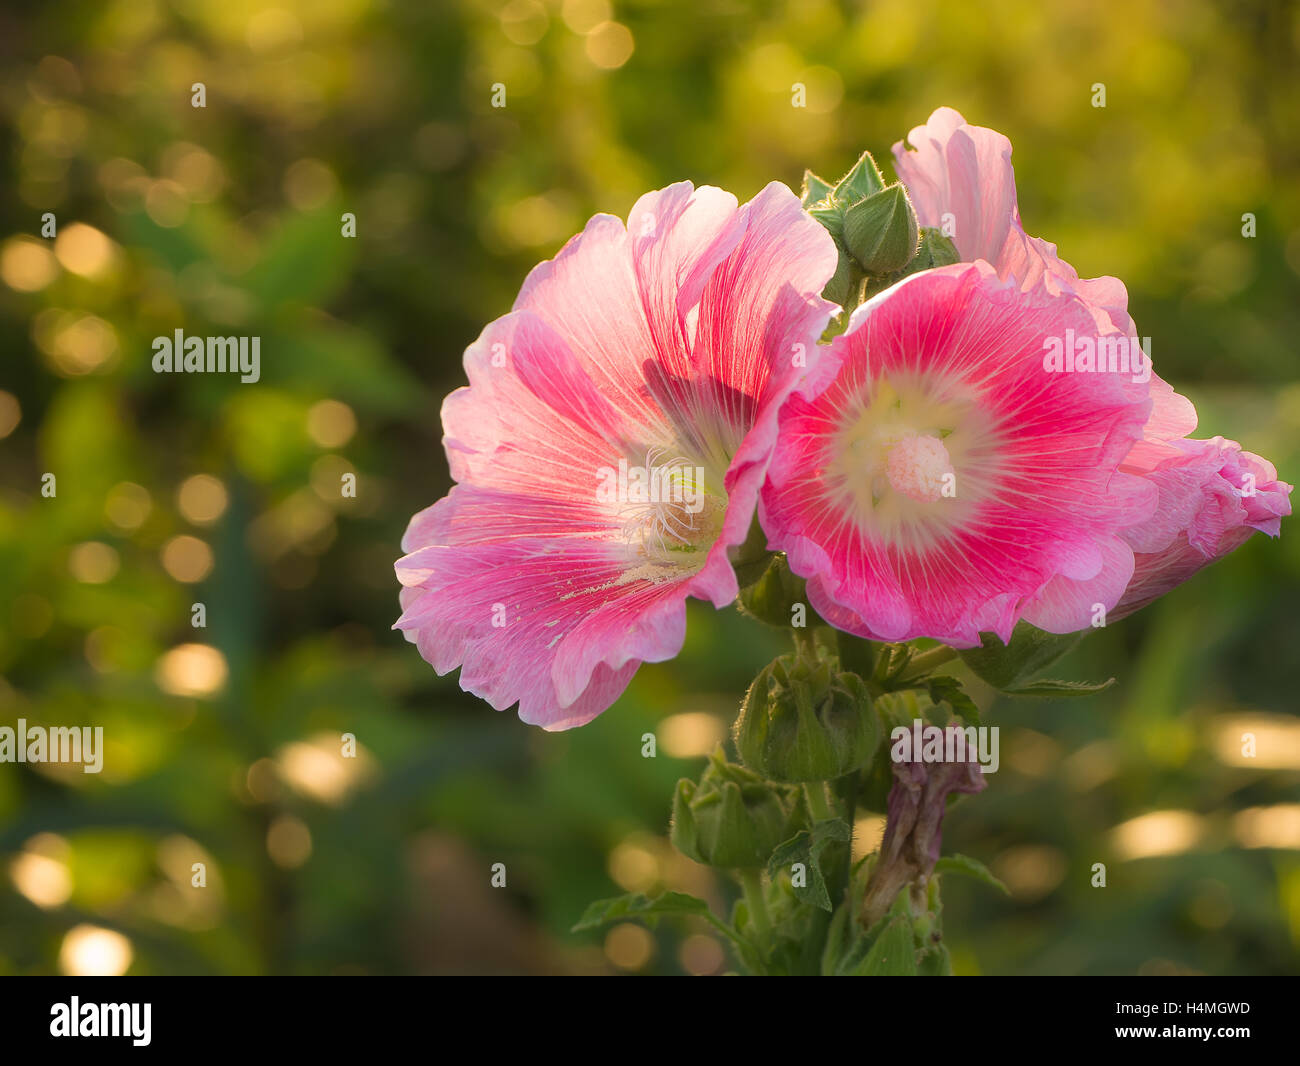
[0,0,1297,975]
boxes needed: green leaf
[571,890,711,933]
[766,817,851,911]
[922,674,980,725]
[957,622,1085,690]
[1002,677,1116,699]
[859,916,917,975]
[934,853,1010,895]
[573,891,757,959]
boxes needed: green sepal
[670,748,807,868]
[859,915,918,975]
[834,150,887,204]
[735,655,879,782]
[917,942,953,976]
[736,554,815,629]
[801,170,835,208]
[899,226,960,276]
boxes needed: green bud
[737,554,815,629]
[729,514,776,589]
[735,654,878,782]
[842,184,920,275]
[670,748,805,868]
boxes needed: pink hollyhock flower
[759,259,1159,647]
[890,106,1290,624]
[1112,437,1291,619]
[395,182,838,730]
[892,106,1197,443]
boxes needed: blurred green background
[1,0,1298,976]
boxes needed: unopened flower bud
[842,184,920,275]
[735,654,878,782]
[670,748,805,869]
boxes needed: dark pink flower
[760,261,1158,647]
[851,106,1292,631]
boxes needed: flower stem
[896,644,959,682]
[803,780,834,823]
[740,869,772,942]
[790,625,818,661]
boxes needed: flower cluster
[396,108,1290,730]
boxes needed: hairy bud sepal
[670,748,806,869]
[735,654,879,782]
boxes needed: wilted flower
[396,182,837,728]
[860,724,986,927]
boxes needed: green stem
[803,781,834,823]
[895,644,959,683]
[740,870,772,942]
[791,625,819,661]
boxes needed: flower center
[825,373,994,544]
[885,433,953,503]
[610,446,727,579]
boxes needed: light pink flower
[759,260,1158,647]
[1113,437,1291,619]
[395,182,838,729]
[892,106,1197,443]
